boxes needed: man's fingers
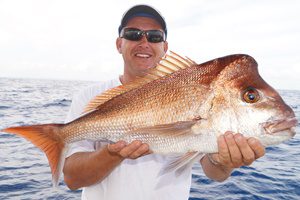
[248,138,265,159]
[129,143,150,159]
[216,134,231,165]
[119,140,143,158]
[234,134,255,166]
[214,132,266,170]
[224,132,243,167]
[107,141,126,153]
[107,140,151,159]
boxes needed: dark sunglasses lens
[146,30,165,43]
[122,29,142,41]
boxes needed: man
[63,4,265,200]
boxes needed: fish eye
[242,87,260,103]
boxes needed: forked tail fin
[1,124,65,187]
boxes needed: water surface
[0,78,299,200]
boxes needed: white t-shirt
[65,78,194,200]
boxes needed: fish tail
[2,124,65,187]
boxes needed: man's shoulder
[65,78,121,123]
[76,78,121,99]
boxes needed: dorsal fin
[82,51,196,114]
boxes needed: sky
[0,0,299,90]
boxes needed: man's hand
[210,131,265,169]
[107,140,152,159]
[201,131,265,182]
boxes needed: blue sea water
[0,77,299,200]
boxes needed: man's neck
[119,74,134,85]
[120,69,146,85]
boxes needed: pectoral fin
[129,121,199,137]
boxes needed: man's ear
[116,38,122,53]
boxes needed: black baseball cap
[118,4,167,38]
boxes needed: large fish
[2,52,297,186]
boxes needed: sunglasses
[120,28,166,43]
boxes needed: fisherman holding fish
[62,4,266,200]
[4,3,297,200]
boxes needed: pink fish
[2,51,297,186]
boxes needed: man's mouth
[135,53,151,58]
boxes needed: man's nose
[137,34,150,48]
[139,34,149,43]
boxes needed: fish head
[206,54,297,146]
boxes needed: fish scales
[64,88,201,144]
[62,70,205,141]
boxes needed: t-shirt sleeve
[65,89,93,123]
[66,140,96,158]
[64,88,98,158]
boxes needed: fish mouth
[262,117,298,137]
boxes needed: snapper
[2,51,297,186]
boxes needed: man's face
[116,17,168,78]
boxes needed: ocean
[0,77,299,200]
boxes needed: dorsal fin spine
[169,51,193,66]
[167,52,191,67]
[185,56,197,65]
[157,63,178,72]
[166,55,189,69]
[160,59,182,70]
[149,69,168,77]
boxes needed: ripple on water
[0,182,35,193]
[43,99,71,108]
[0,106,12,110]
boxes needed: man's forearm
[63,140,150,190]
[63,146,124,190]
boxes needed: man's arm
[201,131,265,182]
[63,140,150,190]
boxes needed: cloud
[0,0,299,90]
